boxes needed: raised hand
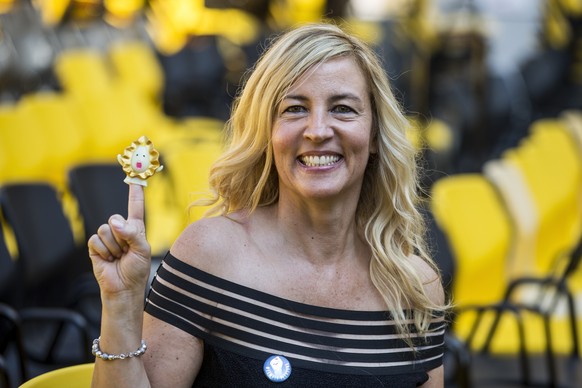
[88,184,152,297]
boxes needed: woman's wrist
[100,287,146,308]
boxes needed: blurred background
[0,0,581,387]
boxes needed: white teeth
[300,155,340,167]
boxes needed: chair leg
[465,308,486,349]
[480,305,504,354]
[542,313,558,388]
[565,288,580,359]
[0,356,10,388]
[513,309,530,386]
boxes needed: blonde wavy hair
[205,22,446,336]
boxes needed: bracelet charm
[92,337,147,361]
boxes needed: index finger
[128,183,145,221]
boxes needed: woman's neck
[263,197,367,267]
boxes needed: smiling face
[272,56,375,204]
[131,145,151,173]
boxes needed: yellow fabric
[20,363,94,388]
[430,173,512,307]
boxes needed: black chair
[67,163,162,294]
[0,212,92,386]
[0,301,26,388]
[0,183,95,307]
[67,163,128,242]
[0,224,26,387]
[0,183,98,360]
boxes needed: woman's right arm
[88,184,203,387]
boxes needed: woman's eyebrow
[282,93,363,103]
[282,94,308,102]
[328,93,363,104]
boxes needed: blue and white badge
[263,355,292,382]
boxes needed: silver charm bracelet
[92,337,147,361]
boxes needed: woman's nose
[304,110,333,142]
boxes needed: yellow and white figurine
[117,135,163,186]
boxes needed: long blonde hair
[206,22,446,336]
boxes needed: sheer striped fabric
[145,253,445,384]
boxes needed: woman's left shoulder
[409,255,445,305]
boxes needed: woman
[89,23,447,387]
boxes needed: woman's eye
[283,105,305,114]
[333,105,354,114]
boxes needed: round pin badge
[263,355,292,383]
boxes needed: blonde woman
[89,23,447,387]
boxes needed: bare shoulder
[409,255,445,306]
[169,213,249,275]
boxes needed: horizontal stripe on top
[145,253,445,376]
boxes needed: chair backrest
[430,173,513,306]
[0,218,24,308]
[17,92,90,188]
[483,159,538,279]
[502,118,582,274]
[0,303,27,386]
[0,183,84,305]
[0,104,50,185]
[67,163,129,241]
[19,363,94,388]
[162,137,223,226]
[108,39,164,101]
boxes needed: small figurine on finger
[118,135,164,186]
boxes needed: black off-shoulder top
[145,253,445,387]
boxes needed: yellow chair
[431,173,512,308]
[448,118,582,358]
[19,363,94,388]
[430,173,518,352]
[483,159,539,279]
[17,92,90,188]
[142,118,225,254]
[0,102,53,184]
[53,49,113,99]
[501,118,582,275]
[54,47,171,161]
[562,109,582,153]
[108,39,164,103]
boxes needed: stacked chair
[0,183,96,387]
[0,7,229,385]
[431,111,582,386]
